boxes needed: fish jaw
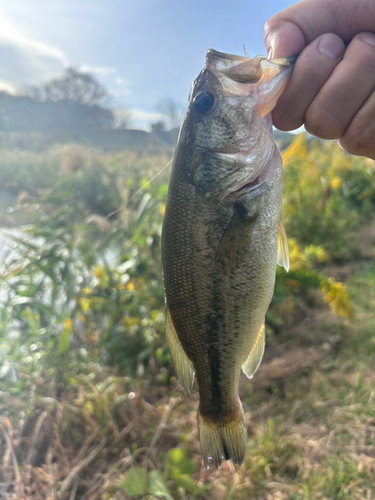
[256,57,294,118]
[187,50,293,202]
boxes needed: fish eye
[193,91,214,114]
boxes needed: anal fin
[277,218,289,272]
[165,308,195,395]
[241,320,265,379]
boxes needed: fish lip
[206,49,297,66]
[269,55,298,66]
[206,48,248,62]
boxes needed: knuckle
[272,105,303,131]
[305,101,343,139]
[349,33,375,64]
[298,63,329,91]
[340,119,375,157]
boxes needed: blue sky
[0,0,296,129]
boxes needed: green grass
[205,262,375,500]
[0,139,374,499]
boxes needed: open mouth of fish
[203,49,295,202]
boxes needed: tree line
[0,68,183,136]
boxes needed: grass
[210,260,375,500]
[0,140,374,499]
[0,260,374,499]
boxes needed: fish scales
[162,49,294,468]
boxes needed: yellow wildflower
[64,318,72,330]
[126,281,135,291]
[77,312,86,323]
[330,177,341,190]
[93,266,109,287]
[321,278,353,319]
[282,133,308,165]
[79,297,90,312]
[84,401,94,414]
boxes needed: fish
[161,48,294,468]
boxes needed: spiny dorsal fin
[277,218,289,272]
[241,320,265,379]
[215,207,257,275]
[165,308,195,395]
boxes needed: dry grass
[1,261,375,499]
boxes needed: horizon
[0,0,296,129]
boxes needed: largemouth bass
[161,49,293,468]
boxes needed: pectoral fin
[165,308,195,395]
[277,218,289,272]
[215,206,257,275]
[241,320,265,379]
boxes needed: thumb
[264,20,306,58]
[264,0,375,58]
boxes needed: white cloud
[114,108,166,130]
[126,108,164,123]
[0,19,68,65]
[0,80,17,95]
[79,64,117,75]
[0,18,68,86]
[115,77,127,85]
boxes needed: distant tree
[156,98,184,130]
[24,68,109,106]
[114,108,132,130]
[151,121,166,134]
[20,68,115,130]
[23,84,44,102]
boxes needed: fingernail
[265,33,275,59]
[359,32,375,47]
[318,34,344,59]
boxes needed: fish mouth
[206,48,249,62]
[205,48,296,86]
[206,49,263,84]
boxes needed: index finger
[265,0,375,58]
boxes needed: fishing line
[104,159,172,220]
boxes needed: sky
[0,0,297,129]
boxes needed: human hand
[264,0,375,159]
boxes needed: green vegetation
[0,135,375,499]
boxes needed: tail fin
[197,408,247,468]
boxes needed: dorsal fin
[241,320,265,379]
[277,218,289,272]
[165,308,195,395]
